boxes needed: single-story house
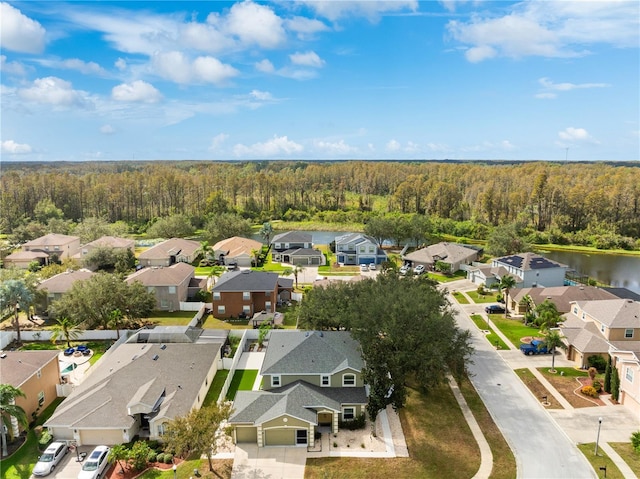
[213,236,263,267]
[3,250,50,269]
[402,242,480,273]
[138,238,200,267]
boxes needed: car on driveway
[485,304,506,314]
[78,445,111,479]
[33,442,68,476]
[399,265,410,275]
[413,264,426,275]
[360,264,369,272]
[368,263,376,271]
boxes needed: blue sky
[1,0,638,162]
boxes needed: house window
[342,407,355,420]
[573,306,578,314]
[243,305,251,314]
[147,287,155,293]
[342,374,356,387]
[626,367,634,382]
[38,391,45,407]
[271,375,281,387]
[37,369,42,379]
[265,301,271,313]
[243,292,250,300]
[369,246,375,253]
[600,323,605,333]
[625,329,634,339]
[359,246,365,253]
[213,292,221,300]
[321,375,330,387]
[217,305,226,315]
[168,286,176,294]
[157,423,166,436]
[160,300,169,309]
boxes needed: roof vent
[132,355,138,361]
[160,344,167,350]
[152,355,159,361]
[0,353,6,359]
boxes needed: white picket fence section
[0,329,121,349]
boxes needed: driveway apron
[231,445,306,479]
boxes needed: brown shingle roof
[138,238,200,260]
[0,350,60,387]
[23,233,79,247]
[37,270,95,293]
[126,262,194,286]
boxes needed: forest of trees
[1,160,639,249]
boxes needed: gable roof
[561,321,610,353]
[272,231,312,244]
[37,270,95,293]
[335,232,376,245]
[5,250,50,261]
[404,242,478,264]
[0,350,60,387]
[23,233,80,247]
[511,286,617,313]
[84,236,134,249]
[230,380,367,425]
[281,248,323,257]
[126,262,194,286]
[261,330,363,376]
[138,238,200,260]
[45,341,221,430]
[212,270,280,292]
[494,252,567,271]
[574,299,640,328]
[212,236,262,258]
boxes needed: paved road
[446,281,597,479]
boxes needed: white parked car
[78,445,111,479]
[360,264,369,272]
[414,264,426,275]
[399,265,410,275]
[368,263,376,271]
[33,442,68,476]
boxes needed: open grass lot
[305,381,482,479]
[202,369,230,407]
[577,443,624,479]
[146,311,196,326]
[488,315,541,347]
[538,367,604,408]
[201,315,250,330]
[458,376,517,479]
[136,458,233,479]
[609,443,640,476]
[2,398,64,479]
[514,368,562,409]
[466,291,500,303]
[468,315,509,351]
[452,292,469,304]
[427,271,466,283]
[226,369,258,401]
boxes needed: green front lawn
[146,311,197,326]
[488,315,541,347]
[3,398,64,479]
[609,443,640,476]
[577,443,625,479]
[465,291,500,303]
[225,370,258,401]
[469,314,509,350]
[427,271,466,283]
[200,315,250,330]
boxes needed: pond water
[252,230,395,246]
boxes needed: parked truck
[519,339,550,355]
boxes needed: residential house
[510,286,618,315]
[609,345,640,419]
[467,252,567,288]
[213,236,263,267]
[45,326,224,445]
[4,234,81,268]
[402,242,480,273]
[211,270,293,319]
[560,299,640,369]
[271,232,317,264]
[36,269,95,315]
[229,330,367,447]
[79,236,135,257]
[1,350,60,436]
[126,262,203,311]
[138,238,200,267]
[334,233,387,266]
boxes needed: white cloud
[255,59,275,73]
[209,133,229,151]
[0,3,46,53]
[115,58,127,71]
[112,80,162,103]
[535,92,557,99]
[300,1,418,22]
[386,139,401,151]
[285,16,330,39]
[18,77,92,108]
[249,90,273,101]
[500,140,515,150]
[233,135,304,157]
[447,1,640,62]
[151,51,238,85]
[225,1,286,48]
[426,142,451,153]
[100,124,115,134]
[558,127,592,141]
[313,139,357,155]
[538,77,609,92]
[1,139,32,154]
[0,55,27,76]
[36,58,105,75]
[289,51,325,68]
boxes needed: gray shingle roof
[576,299,640,328]
[126,262,193,286]
[213,270,280,292]
[272,231,312,244]
[281,248,323,257]
[138,238,200,259]
[511,286,617,313]
[261,330,363,376]
[37,270,95,293]
[84,236,134,249]
[403,242,478,265]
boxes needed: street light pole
[594,417,603,455]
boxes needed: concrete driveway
[36,446,85,479]
[231,445,306,479]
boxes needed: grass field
[427,271,466,283]
[452,292,469,304]
[468,314,509,350]
[488,315,541,347]
[146,311,196,326]
[226,370,259,401]
[514,368,562,409]
[577,443,624,479]
[609,443,640,476]
[466,291,500,303]
[202,369,230,407]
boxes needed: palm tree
[196,241,214,265]
[499,275,517,317]
[251,248,261,268]
[0,384,28,457]
[543,330,567,373]
[0,279,34,344]
[292,265,303,289]
[50,317,82,348]
[259,222,274,248]
[534,300,561,330]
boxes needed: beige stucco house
[403,242,480,273]
[138,238,200,267]
[36,269,95,315]
[213,236,263,267]
[126,262,201,311]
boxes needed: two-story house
[126,262,202,311]
[334,233,387,266]
[36,269,95,316]
[4,233,81,268]
[560,299,640,369]
[138,238,200,267]
[468,252,567,289]
[45,326,224,445]
[509,285,618,315]
[79,236,135,257]
[609,344,640,419]
[270,231,324,265]
[1,350,61,437]
[211,270,293,318]
[229,330,367,447]
[212,236,263,267]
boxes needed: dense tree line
[2,160,639,243]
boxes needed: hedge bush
[338,413,366,430]
[581,385,599,398]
